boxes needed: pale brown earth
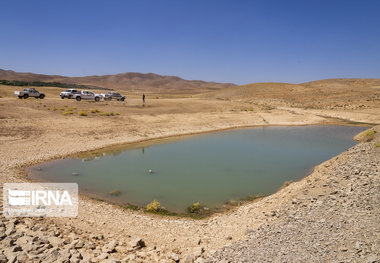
[0,78,379,262]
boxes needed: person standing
[142,93,145,104]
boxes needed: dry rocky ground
[0,82,379,262]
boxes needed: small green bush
[63,110,73,115]
[53,106,57,111]
[90,108,100,113]
[146,200,162,213]
[78,110,87,116]
[375,142,380,148]
[187,202,202,213]
[99,111,110,116]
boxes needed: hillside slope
[0,69,236,93]
[203,79,380,110]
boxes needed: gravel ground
[206,135,380,263]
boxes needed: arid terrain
[0,73,379,262]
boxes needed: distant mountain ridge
[0,69,236,93]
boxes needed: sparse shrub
[146,200,163,213]
[115,112,120,115]
[375,142,380,148]
[63,110,73,115]
[64,105,68,108]
[90,108,100,113]
[187,202,202,213]
[122,203,138,210]
[53,107,57,111]
[78,110,87,116]
[47,107,50,110]
[68,107,77,111]
[108,190,121,196]
[249,107,254,111]
[59,108,65,111]
[359,129,377,142]
[99,112,110,116]
[260,104,276,111]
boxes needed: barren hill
[0,69,236,93]
[203,79,380,110]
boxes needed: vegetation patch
[357,129,377,142]
[99,111,110,116]
[122,203,138,210]
[259,104,276,111]
[63,110,73,115]
[375,142,380,148]
[78,110,87,116]
[145,200,169,215]
[90,108,100,113]
[0,79,110,90]
[187,202,202,213]
[108,190,121,196]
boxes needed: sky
[1,0,380,85]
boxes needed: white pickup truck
[71,90,101,102]
[60,89,80,99]
[14,88,45,99]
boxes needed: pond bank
[0,106,379,262]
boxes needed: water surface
[28,125,366,212]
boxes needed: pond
[27,125,367,213]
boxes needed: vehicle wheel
[18,96,23,99]
[61,96,65,99]
[95,97,100,102]
[39,94,45,99]
[76,97,81,101]
[23,94,29,99]
[108,98,112,101]
[121,97,125,101]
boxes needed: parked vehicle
[14,88,45,99]
[71,90,101,102]
[60,89,80,99]
[102,91,126,101]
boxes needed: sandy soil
[0,84,379,261]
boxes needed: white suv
[72,90,101,102]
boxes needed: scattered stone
[129,238,145,249]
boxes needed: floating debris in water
[108,190,121,196]
[72,172,80,176]
[148,169,153,174]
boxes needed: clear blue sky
[1,0,380,84]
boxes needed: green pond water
[28,125,367,213]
